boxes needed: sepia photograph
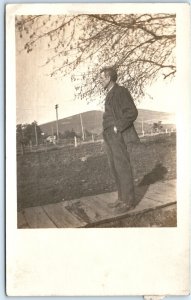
[15,12,177,229]
[6,3,190,297]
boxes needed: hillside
[40,109,176,136]
[40,110,103,136]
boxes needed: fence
[17,129,176,156]
[16,137,104,155]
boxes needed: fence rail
[17,129,176,156]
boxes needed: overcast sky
[16,25,177,125]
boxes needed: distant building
[46,136,56,144]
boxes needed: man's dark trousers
[103,127,135,206]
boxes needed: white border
[6,3,190,296]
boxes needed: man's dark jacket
[103,83,139,144]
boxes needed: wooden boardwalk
[18,179,176,229]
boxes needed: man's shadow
[135,163,168,205]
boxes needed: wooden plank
[89,195,134,219]
[135,185,150,205]
[79,201,119,223]
[43,203,87,228]
[137,180,176,192]
[165,179,176,188]
[145,185,176,204]
[60,180,176,224]
[20,179,176,229]
[62,192,123,223]
[146,192,176,204]
[79,193,125,222]
[64,191,117,206]
[61,193,117,224]
[130,197,160,214]
[23,206,57,228]
[148,180,176,193]
[84,202,177,228]
[80,196,111,220]
[141,180,175,203]
[151,184,175,195]
[103,203,177,228]
[77,200,98,223]
[80,192,158,222]
[93,192,142,218]
[95,192,118,204]
[151,187,176,197]
[17,211,30,229]
[92,196,116,215]
[64,201,91,224]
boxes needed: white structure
[74,136,77,147]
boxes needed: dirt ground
[87,204,177,228]
[17,134,176,210]
[17,134,176,227]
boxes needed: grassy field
[17,134,176,212]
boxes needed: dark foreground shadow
[134,184,149,206]
[139,163,168,186]
[134,163,168,205]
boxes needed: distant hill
[40,109,176,136]
[134,109,176,134]
[136,109,175,125]
[40,110,103,136]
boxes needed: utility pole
[34,122,38,146]
[55,104,59,143]
[51,125,54,138]
[80,113,85,141]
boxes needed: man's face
[100,72,110,90]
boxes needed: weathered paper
[6,3,190,296]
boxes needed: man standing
[100,67,140,213]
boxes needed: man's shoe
[113,202,134,214]
[108,200,122,208]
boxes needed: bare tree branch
[16,13,176,101]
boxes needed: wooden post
[29,140,32,152]
[80,114,85,141]
[74,136,77,147]
[92,134,94,142]
[34,122,38,146]
[55,104,59,143]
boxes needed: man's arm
[111,86,138,132]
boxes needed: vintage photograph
[16,12,177,229]
[6,3,190,297]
